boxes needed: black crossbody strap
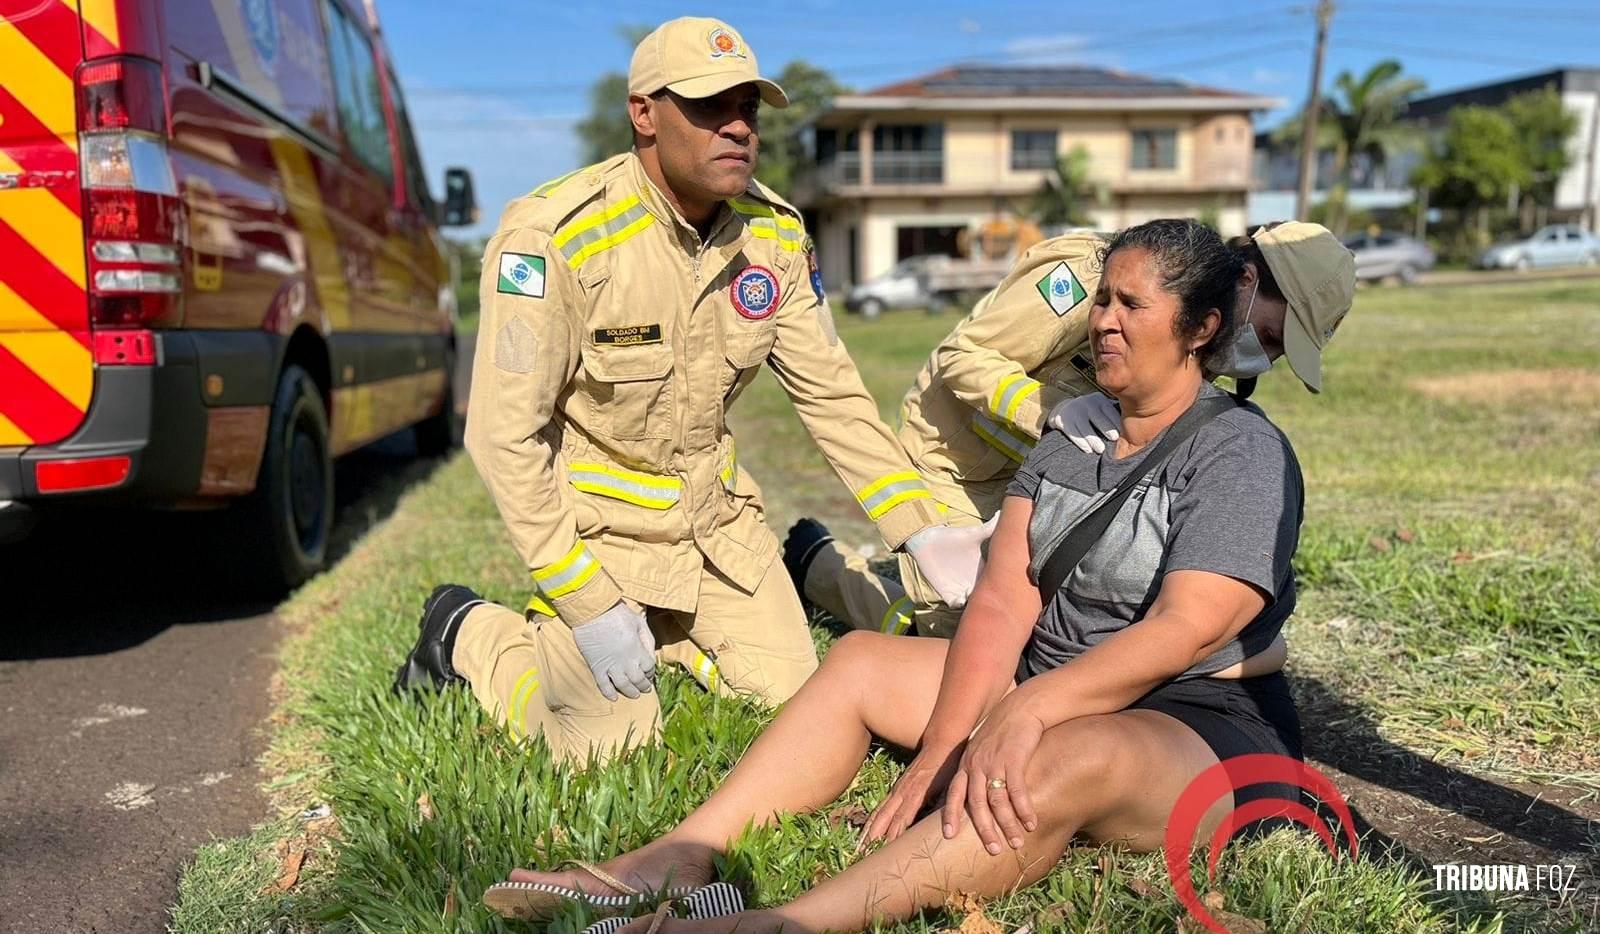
[1037,394,1239,599]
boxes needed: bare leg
[645,709,1230,933]
[509,632,952,893]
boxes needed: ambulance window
[386,67,434,212]
[324,1,393,183]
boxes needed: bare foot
[505,837,719,896]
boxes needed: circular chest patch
[730,265,780,320]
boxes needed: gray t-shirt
[1006,383,1304,680]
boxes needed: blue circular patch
[730,265,780,319]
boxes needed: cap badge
[708,27,747,60]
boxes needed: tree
[753,61,848,196]
[1412,105,1530,241]
[1502,87,1577,232]
[1030,146,1106,228]
[1275,59,1425,235]
[574,25,653,165]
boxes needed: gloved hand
[571,602,657,701]
[903,514,1000,609]
[1046,393,1121,454]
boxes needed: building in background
[1250,67,1600,229]
[793,66,1280,291]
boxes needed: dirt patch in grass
[1410,368,1600,405]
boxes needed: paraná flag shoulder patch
[1036,260,1087,316]
[498,253,546,298]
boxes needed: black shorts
[1128,670,1304,809]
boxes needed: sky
[372,0,1600,237]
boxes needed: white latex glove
[571,602,657,701]
[1046,393,1121,454]
[903,514,1001,609]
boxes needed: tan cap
[628,17,788,109]
[1253,221,1356,393]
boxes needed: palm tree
[1276,59,1426,234]
[1031,145,1107,229]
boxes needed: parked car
[1341,232,1436,284]
[1477,225,1600,270]
[844,254,1016,318]
[0,0,477,591]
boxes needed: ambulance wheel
[238,364,333,594]
[860,297,885,320]
[414,347,460,457]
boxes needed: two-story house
[794,66,1279,291]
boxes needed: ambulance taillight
[76,56,181,336]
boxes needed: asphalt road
[0,346,472,933]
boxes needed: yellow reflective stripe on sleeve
[531,540,601,599]
[991,374,1042,426]
[508,666,541,737]
[525,591,558,617]
[880,595,915,635]
[568,461,682,509]
[691,650,721,691]
[856,470,933,520]
[972,410,1035,463]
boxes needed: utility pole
[1294,0,1335,222]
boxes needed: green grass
[173,280,1600,931]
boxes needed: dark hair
[1101,218,1243,370]
[1227,221,1287,303]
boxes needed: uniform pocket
[721,322,776,402]
[582,341,675,441]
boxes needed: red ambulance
[0,0,476,590]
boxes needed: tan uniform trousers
[802,467,1011,639]
[451,553,817,764]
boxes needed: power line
[1337,1,1599,23]
[406,11,1308,98]
[1338,38,1559,69]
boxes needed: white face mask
[1214,279,1273,379]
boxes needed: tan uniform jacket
[466,152,942,625]
[897,233,1108,515]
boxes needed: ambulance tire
[414,347,459,457]
[237,364,333,595]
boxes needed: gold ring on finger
[987,778,1007,790]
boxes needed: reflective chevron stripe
[856,471,933,520]
[507,667,542,738]
[720,439,737,492]
[553,195,655,269]
[880,595,915,635]
[972,410,1035,464]
[990,373,1042,428]
[729,198,803,251]
[568,461,682,509]
[691,650,721,691]
[531,540,602,599]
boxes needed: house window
[872,123,943,183]
[1010,129,1058,170]
[1130,128,1177,171]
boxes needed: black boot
[393,584,485,694]
[782,518,834,597]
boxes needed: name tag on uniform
[593,324,663,346]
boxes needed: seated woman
[496,219,1306,932]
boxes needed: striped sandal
[579,883,745,934]
[481,861,700,922]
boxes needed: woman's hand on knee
[861,741,964,849]
[942,701,1044,854]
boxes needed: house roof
[824,65,1281,115]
